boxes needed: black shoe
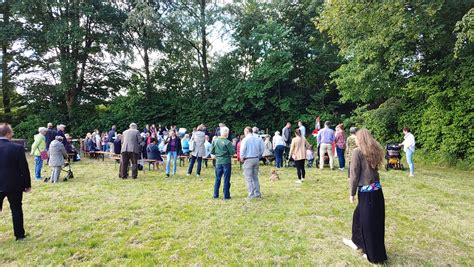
[16,235,27,241]
[166,174,170,177]
[132,177,137,179]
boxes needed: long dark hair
[295,128,301,137]
[356,129,384,170]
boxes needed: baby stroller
[385,144,404,171]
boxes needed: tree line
[1,0,472,165]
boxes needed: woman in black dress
[343,128,387,264]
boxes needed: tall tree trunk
[199,0,209,91]
[144,45,152,96]
[1,0,12,123]
[60,53,78,124]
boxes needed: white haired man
[240,126,264,198]
[120,123,142,179]
[30,127,47,180]
[211,126,235,200]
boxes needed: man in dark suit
[45,122,57,150]
[0,123,31,241]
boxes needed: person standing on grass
[48,136,68,183]
[181,134,190,156]
[289,128,310,183]
[400,127,415,177]
[346,127,358,178]
[101,132,109,152]
[343,128,387,264]
[262,135,273,164]
[240,127,264,198]
[164,129,182,177]
[31,127,47,181]
[188,124,206,177]
[204,135,212,168]
[45,122,57,151]
[119,123,142,179]
[107,125,117,153]
[317,121,335,170]
[272,131,286,168]
[0,123,31,241]
[282,122,292,143]
[335,124,346,171]
[298,120,306,138]
[57,124,68,147]
[113,134,122,155]
[211,127,234,200]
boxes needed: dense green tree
[318,0,474,162]
[211,0,342,132]
[0,0,25,123]
[123,0,166,97]
[14,0,130,124]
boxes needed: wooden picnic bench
[95,151,114,161]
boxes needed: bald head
[0,123,13,139]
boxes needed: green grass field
[0,156,473,265]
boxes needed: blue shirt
[299,126,306,137]
[205,141,212,157]
[317,127,335,144]
[181,139,190,153]
[240,134,265,160]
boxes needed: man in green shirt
[211,127,235,200]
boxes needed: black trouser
[352,190,387,263]
[0,192,25,239]
[294,159,306,180]
[188,156,202,175]
[120,152,139,178]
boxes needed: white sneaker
[196,174,200,177]
[301,178,305,182]
[187,173,191,176]
[339,168,344,171]
[342,238,358,250]
[409,173,414,177]
[296,180,303,184]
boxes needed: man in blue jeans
[211,127,235,200]
[400,127,416,177]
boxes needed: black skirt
[352,189,387,264]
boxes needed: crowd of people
[0,119,418,264]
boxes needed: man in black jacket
[0,123,31,241]
[45,122,57,150]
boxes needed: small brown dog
[270,169,280,181]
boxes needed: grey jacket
[262,140,273,157]
[48,140,67,167]
[191,131,206,157]
[121,129,142,154]
[282,127,291,145]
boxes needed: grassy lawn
[0,155,473,265]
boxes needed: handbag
[40,150,49,160]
